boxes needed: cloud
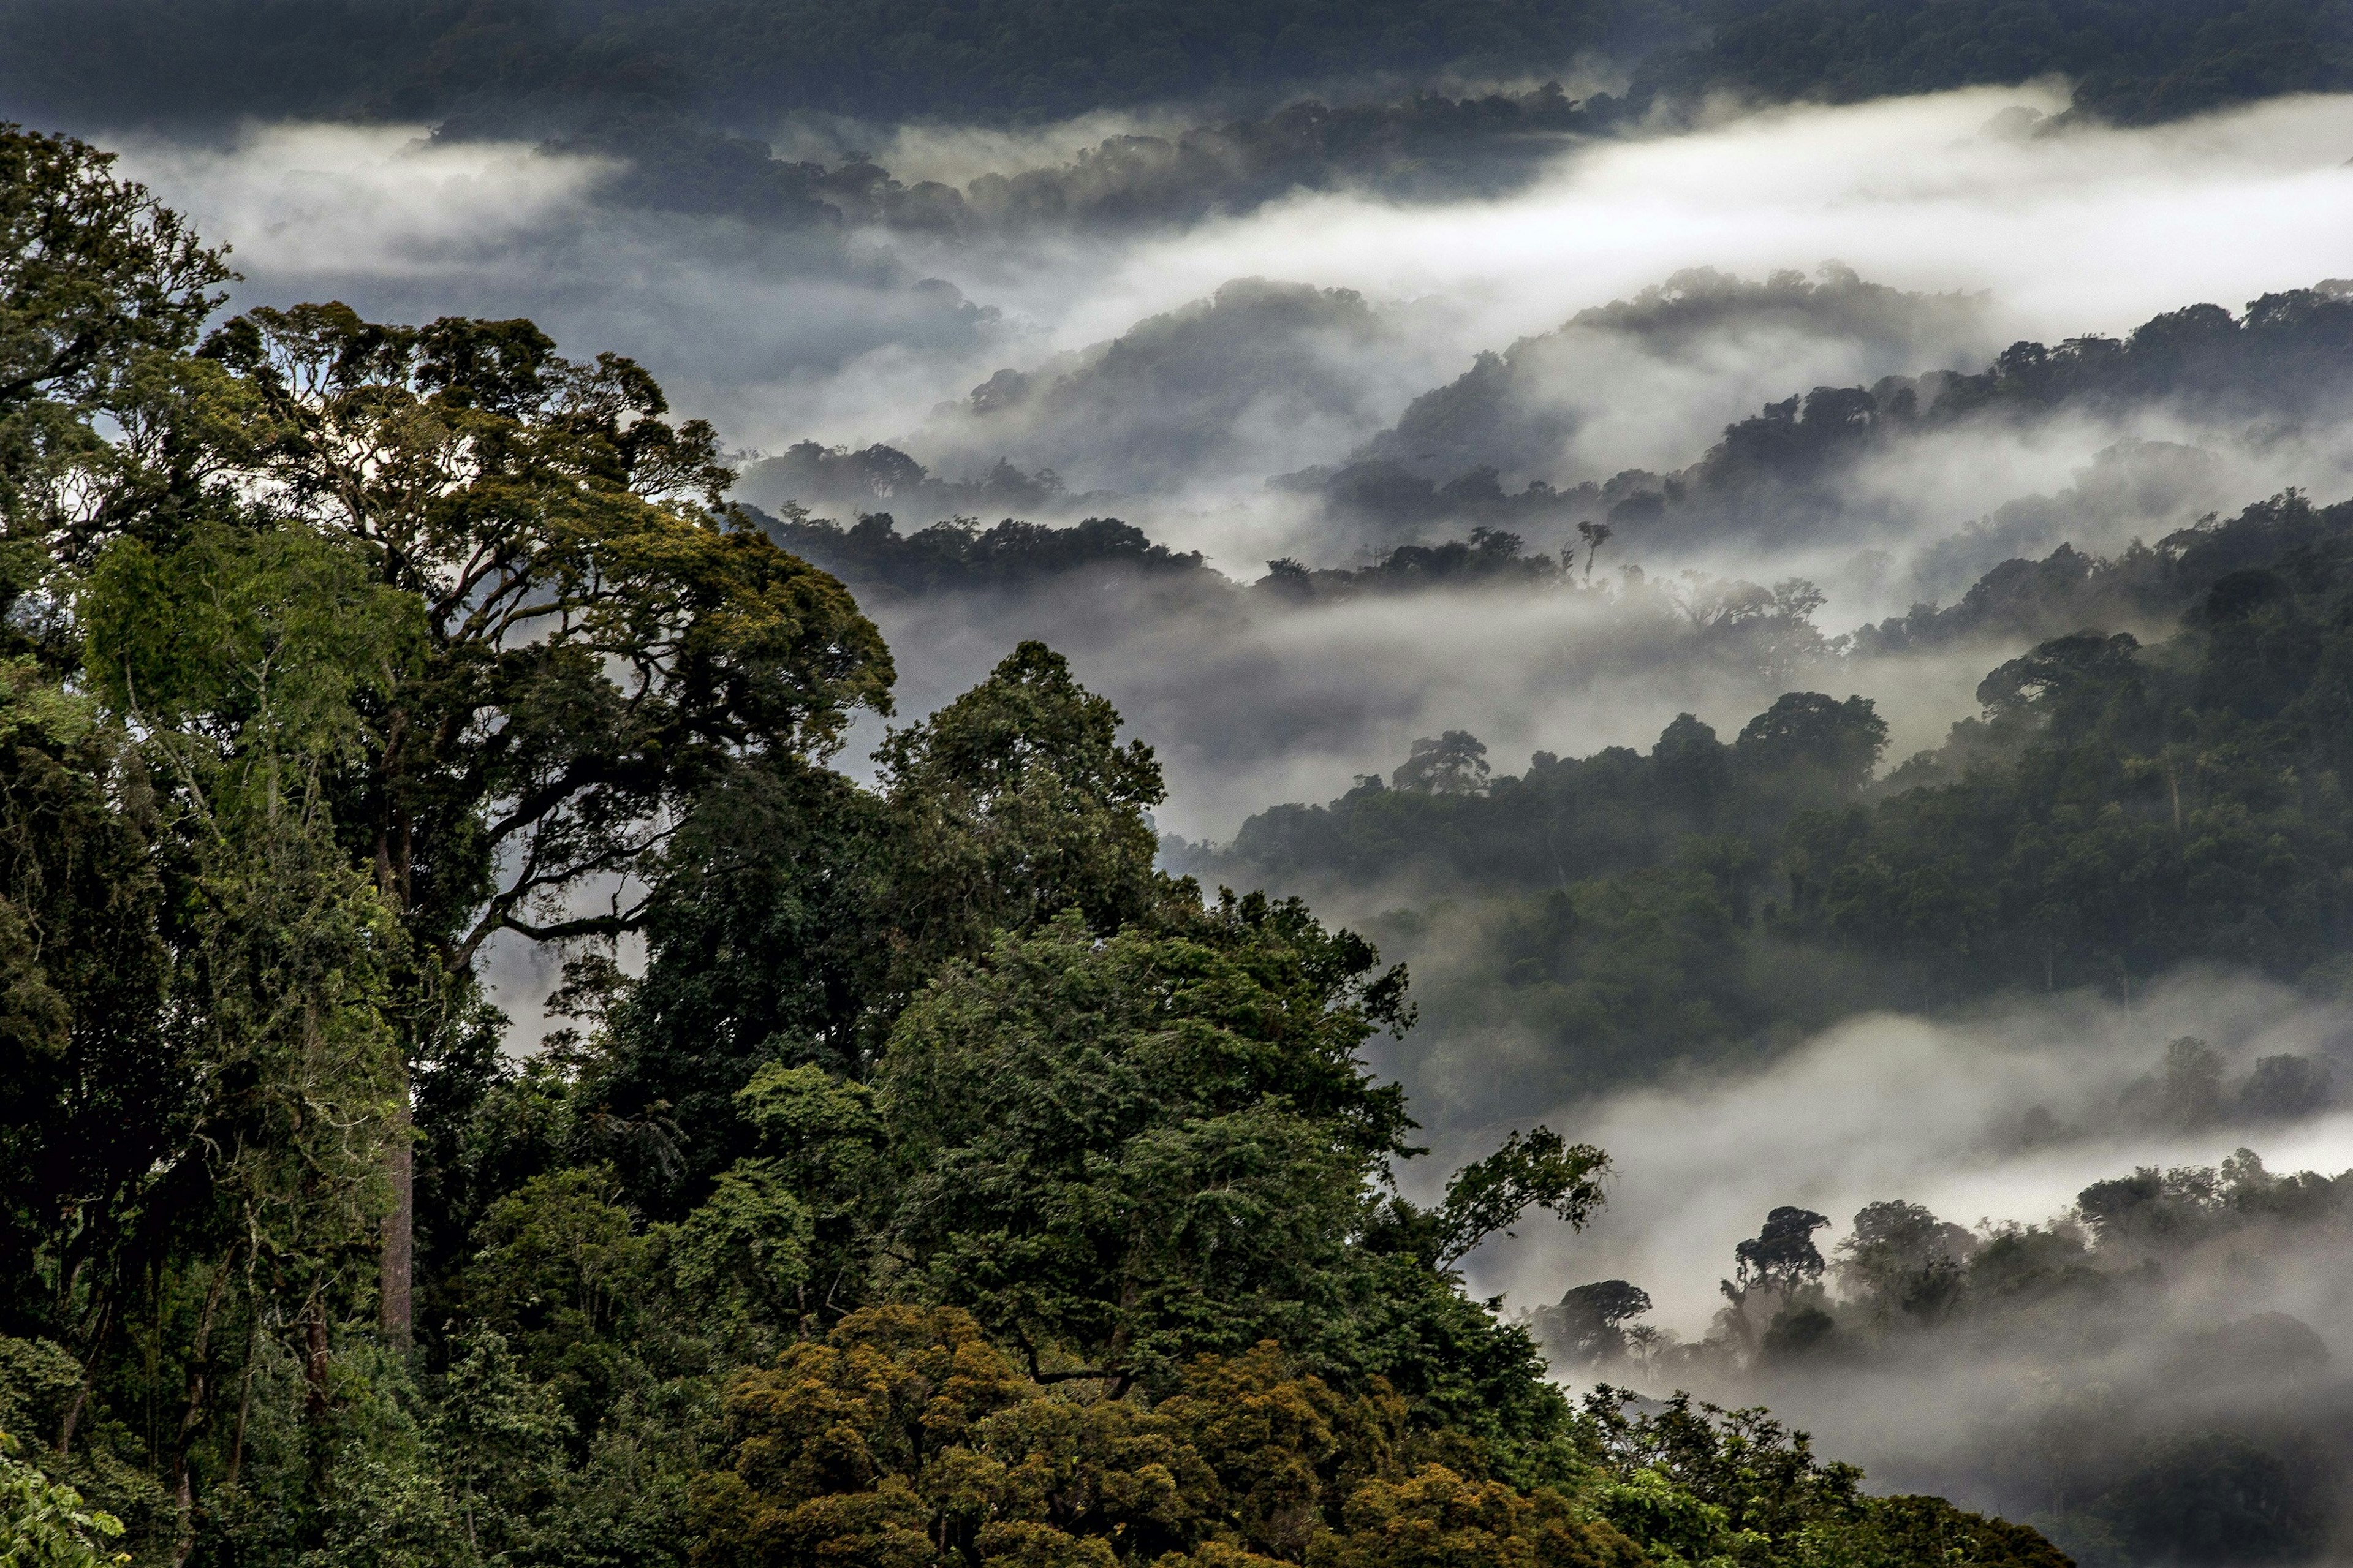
[111,123,1020,447]
[903,277,1454,498]
[104,92,2353,1050]
[121,88,2353,529]
[1026,85,2353,372]
[1433,969,2353,1531]
[833,563,1942,842]
[1458,970,2352,1332]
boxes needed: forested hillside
[1297,279,2353,542]
[1173,488,2353,1109]
[0,123,2080,1568]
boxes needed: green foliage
[453,1167,661,1422]
[876,900,1416,1387]
[2101,1431,2329,1565]
[192,298,894,971]
[0,658,174,1341]
[672,1162,815,1332]
[874,640,1171,970]
[578,635,1188,1237]
[0,128,2080,1568]
[0,122,231,577]
[1208,489,2353,1122]
[1817,1493,2076,1568]
[581,757,896,1211]
[1733,1208,1831,1303]
[1432,1130,1610,1267]
[1584,1390,1866,1553]
[1791,494,2353,988]
[1584,1391,2064,1567]
[759,509,1200,599]
[432,1328,572,1564]
[1310,1465,1645,1568]
[730,1065,892,1321]
[1529,1284,1654,1371]
[81,523,424,766]
[1832,1202,1972,1324]
[0,1428,126,1568]
[1601,1145,2353,1561]
[1217,684,1886,894]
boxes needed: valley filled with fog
[115,88,2353,825]
[14,12,2353,1562]
[131,79,2353,1520]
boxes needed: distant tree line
[754,506,1209,597]
[1182,490,2353,1100]
[1303,282,2353,539]
[1544,1137,2353,1566]
[738,443,1112,528]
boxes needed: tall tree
[82,520,425,1556]
[872,638,1169,975]
[0,122,232,555]
[579,639,1172,1219]
[137,302,895,1338]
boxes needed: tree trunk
[374,811,417,1349]
[304,1299,333,1417]
[380,1062,414,1345]
[168,1251,235,1568]
[57,1294,111,1456]
[226,1313,257,1490]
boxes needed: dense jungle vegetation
[0,124,2082,1568]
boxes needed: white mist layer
[830,570,2003,843]
[885,86,2353,538]
[961,85,2353,382]
[1458,969,2353,1338]
[112,91,2353,560]
[116,124,615,274]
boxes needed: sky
[114,86,2353,561]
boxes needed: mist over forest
[8,5,2353,1567]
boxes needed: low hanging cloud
[109,88,2353,552]
[116,123,616,276]
[828,558,2007,844]
[1424,969,2353,1547]
[1012,84,2353,393]
[1457,968,2353,1337]
[1333,262,1998,490]
[110,123,1022,445]
[904,276,1453,499]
